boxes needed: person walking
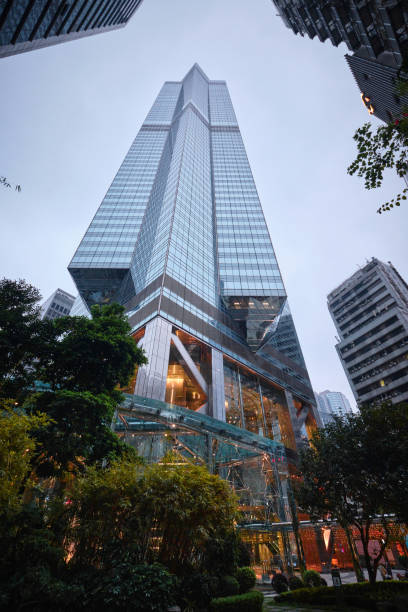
[379,564,387,581]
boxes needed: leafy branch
[1,176,21,192]
[347,58,408,214]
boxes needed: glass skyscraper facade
[69,65,320,572]
[0,0,143,58]
[70,63,318,448]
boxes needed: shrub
[320,576,327,586]
[302,569,322,588]
[218,575,240,597]
[178,572,218,610]
[288,575,304,591]
[237,539,252,568]
[80,562,177,612]
[271,572,288,594]
[210,590,263,611]
[236,567,256,594]
[274,580,408,609]
[399,555,408,570]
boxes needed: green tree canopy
[60,456,238,575]
[0,278,53,400]
[37,303,146,398]
[0,401,48,511]
[25,302,147,477]
[0,278,147,477]
[295,403,408,585]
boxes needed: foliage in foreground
[69,562,177,612]
[0,278,247,611]
[294,403,408,585]
[0,278,147,479]
[0,402,48,510]
[210,590,264,612]
[274,580,408,609]
[59,456,238,574]
[236,567,256,594]
[302,569,322,588]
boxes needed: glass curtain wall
[223,358,297,449]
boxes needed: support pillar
[211,348,225,420]
[134,317,172,401]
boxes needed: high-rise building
[314,389,353,426]
[40,287,75,320]
[70,293,91,318]
[328,258,408,406]
[272,1,408,122]
[0,0,143,58]
[69,63,319,447]
[272,0,408,62]
[346,53,408,123]
[69,65,321,570]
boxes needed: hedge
[236,567,256,594]
[210,590,264,611]
[275,580,408,609]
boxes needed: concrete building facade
[328,258,408,406]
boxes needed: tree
[0,278,147,476]
[37,303,145,398]
[59,456,238,575]
[0,401,48,511]
[347,63,408,214]
[0,406,72,612]
[294,403,408,585]
[26,303,147,477]
[0,278,53,400]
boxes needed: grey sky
[1,0,407,408]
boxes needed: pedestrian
[379,564,387,581]
[385,561,393,580]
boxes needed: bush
[271,572,288,594]
[302,569,322,588]
[288,575,304,591]
[237,539,252,568]
[320,576,327,586]
[178,572,218,611]
[399,555,408,570]
[274,580,408,609]
[218,575,240,597]
[236,567,256,593]
[210,590,264,611]
[80,562,177,612]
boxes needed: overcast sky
[1,0,407,408]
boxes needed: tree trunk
[345,525,364,582]
[360,523,376,585]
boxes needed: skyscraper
[346,53,408,123]
[272,1,408,122]
[328,258,408,406]
[0,0,143,58]
[68,63,325,572]
[40,287,75,321]
[272,1,408,62]
[314,389,353,426]
[69,64,319,450]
